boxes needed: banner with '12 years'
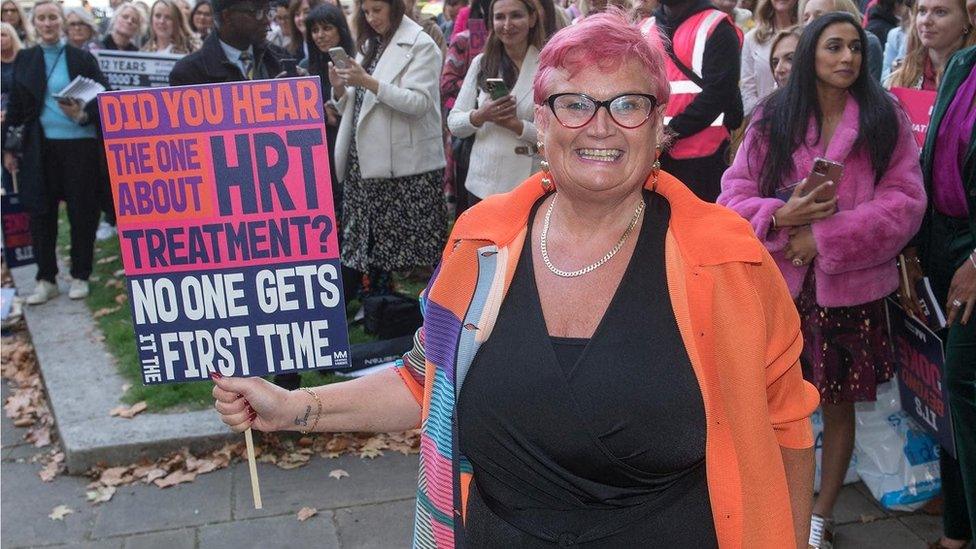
[97,77,350,385]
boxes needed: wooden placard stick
[244,427,262,509]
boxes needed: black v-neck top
[456,192,717,548]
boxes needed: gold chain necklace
[540,194,645,278]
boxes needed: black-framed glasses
[546,93,658,129]
[230,5,275,19]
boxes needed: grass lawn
[56,210,427,412]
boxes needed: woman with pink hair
[212,10,817,547]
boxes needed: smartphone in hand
[281,58,298,77]
[328,47,351,69]
[486,78,510,100]
[807,158,842,202]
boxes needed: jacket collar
[201,32,274,77]
[805,93,860,163]
[451,170,764,266]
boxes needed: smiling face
[491,0,536,48]
[311,20,340,51]
[193,3,214,32]
[770,34,799,86]
[914,0,968,51]
[535,60,661,199]
[32,3,63,44]
[65,13,93,46]
[362,0,392,35]
[814,21,862,90]
[114,5,142,37]
[151,1,176,40]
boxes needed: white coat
[333,17,446,181]
[447,48,540,199]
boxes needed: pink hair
[532,9,670,108]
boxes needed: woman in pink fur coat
[718,13,925,548]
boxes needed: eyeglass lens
[550,94,655,129]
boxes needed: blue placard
[886,299,956,459]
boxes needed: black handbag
[362,292,424,340]
[3,125,24,153]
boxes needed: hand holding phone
[486,78,510,100]
[281,58,298,77]
[328,47,351,69]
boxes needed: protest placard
[890,87,937,148]
[1,193,35,268]
[886,299,956,458]
[94,50,184,90]
[98,78,350,386]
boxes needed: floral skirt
[796,270,895,404]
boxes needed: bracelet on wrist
[771,214,778,230]
[299,387,322,435]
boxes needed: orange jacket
[396,170,819,548]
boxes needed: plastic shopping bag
[812,408,860,492]
[854,378,941,511]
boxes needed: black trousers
[660,140,730,203]
[31,138,102,283]
[924,213,976,541]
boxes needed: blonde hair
[2,0,33,45]
[798,0,863,21]
[754,0,798,43]
[887,0,976,88]
[143,0,199,54]
[0,21,23,56]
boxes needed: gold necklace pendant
[540,194,645,278]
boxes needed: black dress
[457,192,718,548]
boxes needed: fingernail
[249,411,257,421]
[211,371,222,380]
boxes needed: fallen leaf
[99,466,131,486]
[358,447,383,459]
[297,507,318,521]
[859,514,880,523]
[113,269,125,277]
[96,255,119,265]
[39,460,60,482]
[93,306,121,319]
[328,469,349,480]
[110,401,147,419]
[153,470,197,488]
[144,468,168,484]
[121,383,132,392]
[114,294,128,304]
[86,486,116,504]
[48,505,74,520]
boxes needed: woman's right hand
[3,151,18,174]
[774,178,838,227]
[470,95,516,127]
[211,373,294,433]
[327,62,346,100]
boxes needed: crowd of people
[1,0,974,547]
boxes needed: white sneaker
[68,279,89,300]
[26,280,59,305]
[96,221,117,241]
[808,514,834,549]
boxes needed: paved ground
[0,389,945,549]
[0,265,946,548]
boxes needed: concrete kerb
[11,264,238,474]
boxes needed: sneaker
[96,221,117,241]
[808,514,834,549]
[26,280,59,305]
[68,279,89,300]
